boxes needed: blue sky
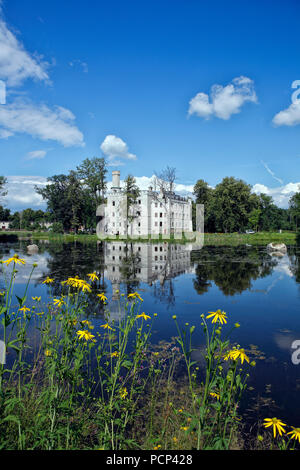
[0,0,300,211]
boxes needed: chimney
[112,170,120,188]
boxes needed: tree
[76,157,107,205]
[289,187,300,230]
[68,171,84,233]
[193,179,215,232]
[248,208,261,231]
[211,177,259,233]
[122,175,140,236]
[0,206,10,221]
[35,175,74,231]
[0,176,7,201]
[151,167,178,234]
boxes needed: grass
[0,254,299,450]
[0,230,297,246]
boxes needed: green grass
[0,230,297,246]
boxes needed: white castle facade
[101,171,193,237]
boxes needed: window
[160,213,162,217]
[160,222,162,227]
[155,203,158,208]
[112,201,115,206]
[138,199,141,204]
[155,222,158,227]
[155,246,158,251]
[155,213,158,217]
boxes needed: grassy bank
[0,254,299,450]
[0,230,297,246]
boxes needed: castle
[101,171,193,237]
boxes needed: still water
[1,238,300,429]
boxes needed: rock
[27,244,39,254]
[267,242,287,253]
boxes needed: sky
[0,0,300,211]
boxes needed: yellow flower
[181,427,189,431]
[100,323,113,330]
[97,293,108,302]
[43,276,54,284]
[173,437,177,442]
[53,298,65,308]
[210,392,220,400]
[224,348,249,364]
[45,349,52,356]
[63,276,91,292]
[3,254,26,266]
[178,409,183,413]
[76,330,96,342]
[263,418,287,438]
[111,351,119,358]
[153,445,161,450]
[136,312,151,321]
[287,427,300,443]
[119,387,128,399]
[19,306,30,314]
[32,296,41,302]
[87,272,99,282]
[206,309,227,325]
[128,292,143,302]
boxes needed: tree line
[0,162,299,234]
[193,177,300,233]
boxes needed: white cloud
[3,175,48,211]
[100,135,137,165]
[272,102,300,127]
[0,99,84,146]
[26,150,47,160]
[0,9,49,86]
[252,182,300,208]
[188,76,257,120]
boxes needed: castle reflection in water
[103,242,195,312]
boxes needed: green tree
[68,171,84,233]
[248,208,261,231]
[211,177,259,233]
[122,175,140,236]
[76,157,107,205]
[0,206,10,221]
[193,179,215,232]
[35,175,74,231]
[0,176,7,200]
[289,188,300,230]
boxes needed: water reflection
[1,241,300,301]
[191,246,278,296]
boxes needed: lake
[1,238,300,432]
